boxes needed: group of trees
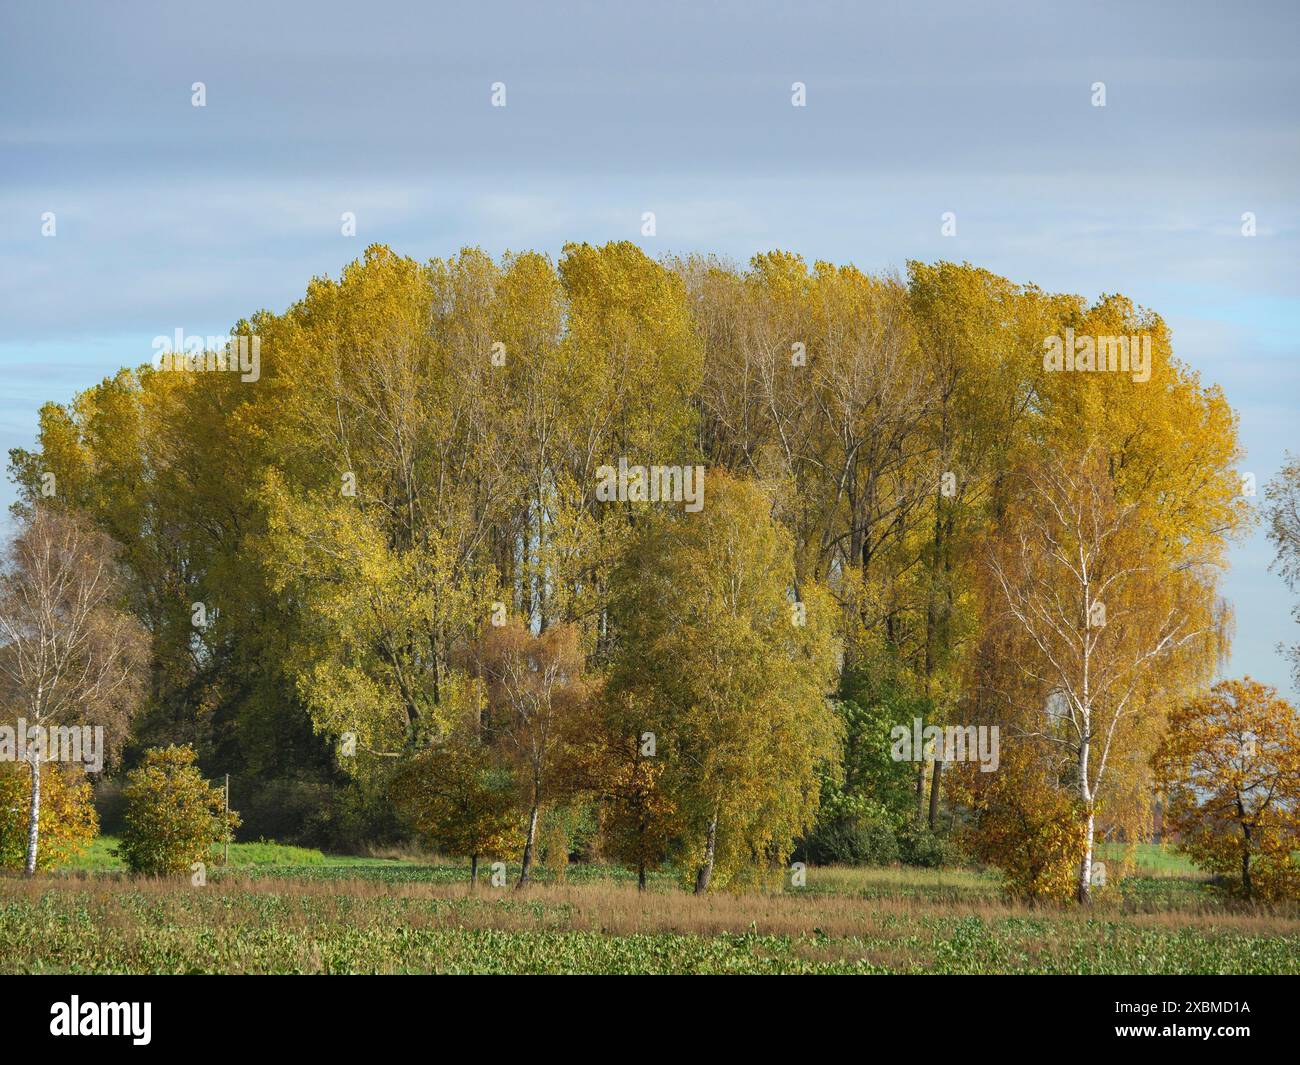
[4,242,1297,900]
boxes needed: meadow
[1,839,1296,975]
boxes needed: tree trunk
[927,759,943,830]
[1240,819,1253,900]
[693,812,718,895]
[1077,711,1094,905]
[638,861,646,892]
[915,763,927,823]
[470,853,479,889]
[1077,805,1095,905]
[517,803,540,889]
[24,752,41,876]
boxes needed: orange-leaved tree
[1154,678,1300,901]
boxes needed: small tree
[118,745,240,876]
[606,472,842,894]
[390,733,520,886]
[475,620,592,888]
[0,761,97,872]
[1154,678,1300,901]
[0,506,147,874]
[599,738,675,891]
[962,746,1088,903]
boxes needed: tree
[256,247,508,767]
[1154,678,1300,901]
[118,744,240,876]
[0,761,97,872]
[390,731,520,886]
[986,450,1218,902]
[902,263,1070,827]
[475,620,593,888]
[0,506,147,874]
[607,472,841,893]
[537,241,700,637]
[261,473,493,762]
[804,658,926,863]
[7,364,331,833]
[597,693,676,891]
[1265,453,1300,688]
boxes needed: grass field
[65,835,337,872]
[2,836,1295,974]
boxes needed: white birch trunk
[24,751,41,876]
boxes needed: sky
[1,0,1296,695]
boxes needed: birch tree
[987,451,1215,902]
[606,472,841,893]
[0,507,147,873]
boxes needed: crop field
[1,840,1295,975]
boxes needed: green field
[56,836,1213,900]
[2,837,1295,974]
[64,835,337,872]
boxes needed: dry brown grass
[6,869,1298,940]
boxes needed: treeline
[7,243,1254,898]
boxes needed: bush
[0,762,98,871]
[896,823,961,868]
[118,745,240,875]
[802,814,900,866]
[963,754,1087,902]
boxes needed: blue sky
[1,0,1296,695]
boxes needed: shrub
[963,754,1086,902]
[802,814,900,866]
[896,823,961,868]
[0,762,98,871]
[118,745,239,875]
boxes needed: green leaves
[606,472,841,890]
[118,745,238,877]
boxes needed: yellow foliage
[960,749,1087,903]
[0,762,98,872]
